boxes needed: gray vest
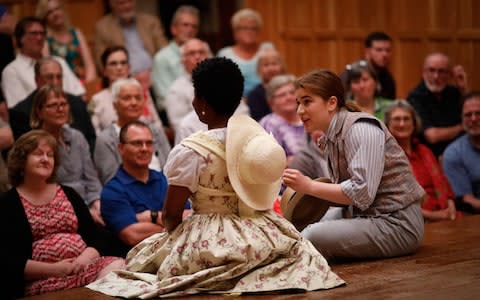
[326,109,425,216]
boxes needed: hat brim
[281,177,332,231]
[226,115,284,210]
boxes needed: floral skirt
[87,210,344,298]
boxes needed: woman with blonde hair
[217,8,274,96]
[36,0,97,84]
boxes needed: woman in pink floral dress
[0,130,124,298]
[87,57,344,298]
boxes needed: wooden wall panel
[244,0,480,98]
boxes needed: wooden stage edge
[20,215,480,300]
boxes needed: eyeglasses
[346,60,368,71]
[25,31,46,37]
[390,116,413,124]
[236,26,259,32]
[44,101,69,110]
[463,111,480,119]
[123,140,154,148]
[106,60,128,67]
[424,67,449,76]
[184,50,208,57]
[273,90,295,99]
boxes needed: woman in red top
[385,100,461,222]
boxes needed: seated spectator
[0,130,123,298]
[247,47,287,121]
[260,74,305,164]
[217,8,273,96]
[100,121,187,256]
[94,78,171,185]
[385,100,460,222]
[9,57,96,152]
[152,5,200,111]
[165,38,211,131]
[1,16,85,108]
[36,0,97,84]
[339,32,396,99]
[94,0,167,75]
[0,8,16,76]
[345,59,391,120]
[89,46,161,134]
[443,92,480,214]
[30,84,104,225]
[407,52,465,157]
[0,88,13,193]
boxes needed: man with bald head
[407,52,467,157]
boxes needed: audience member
[0,8,16,76]
[340,32,396,99]
[385,100,459,222]
[100,121,181,256]
[94,0,167,75]
[0,130,123,298]
[217,8,273,97]
[36,0,97,84]
[247,47,286,121]
[94,78,171,185]
[407,52,464,157]
[345,59,391,120]
[152,5,199,111]
[260,74,305,163]
[86,57,343,298]
[1,16,85,108]
[9,57,96,152]
[443,92,480,214]
[89,46,161,135]
[30,84,104,225]
[283,69,424,261]
[165,38,210,131]
[0,89,13,193]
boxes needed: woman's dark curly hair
[192,57,244,117]
[7,130,59,187]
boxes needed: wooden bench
[20,215,480,300]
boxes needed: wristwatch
[150,210,158,224]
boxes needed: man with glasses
[9,57,96,152]
[407,52,468,157]
[94,78,171,185]
[1,16,85,108]
[443,92,480,214]
[100,119,186,256]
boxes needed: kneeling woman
[283,69,425,261]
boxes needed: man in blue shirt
[443,92,480,214]
[101,120,176,254]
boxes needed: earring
[201,110,205,116]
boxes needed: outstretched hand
[282,168,311,193]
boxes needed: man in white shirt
[165,38,210,132]
[1,16,85,108]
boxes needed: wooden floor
[20,215,480,300]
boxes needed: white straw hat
[226,115,287,210]
[281,177,332,231]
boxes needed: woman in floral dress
[0,130,124,298]
[87,57,344,298]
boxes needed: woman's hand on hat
[282,168,311,193]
